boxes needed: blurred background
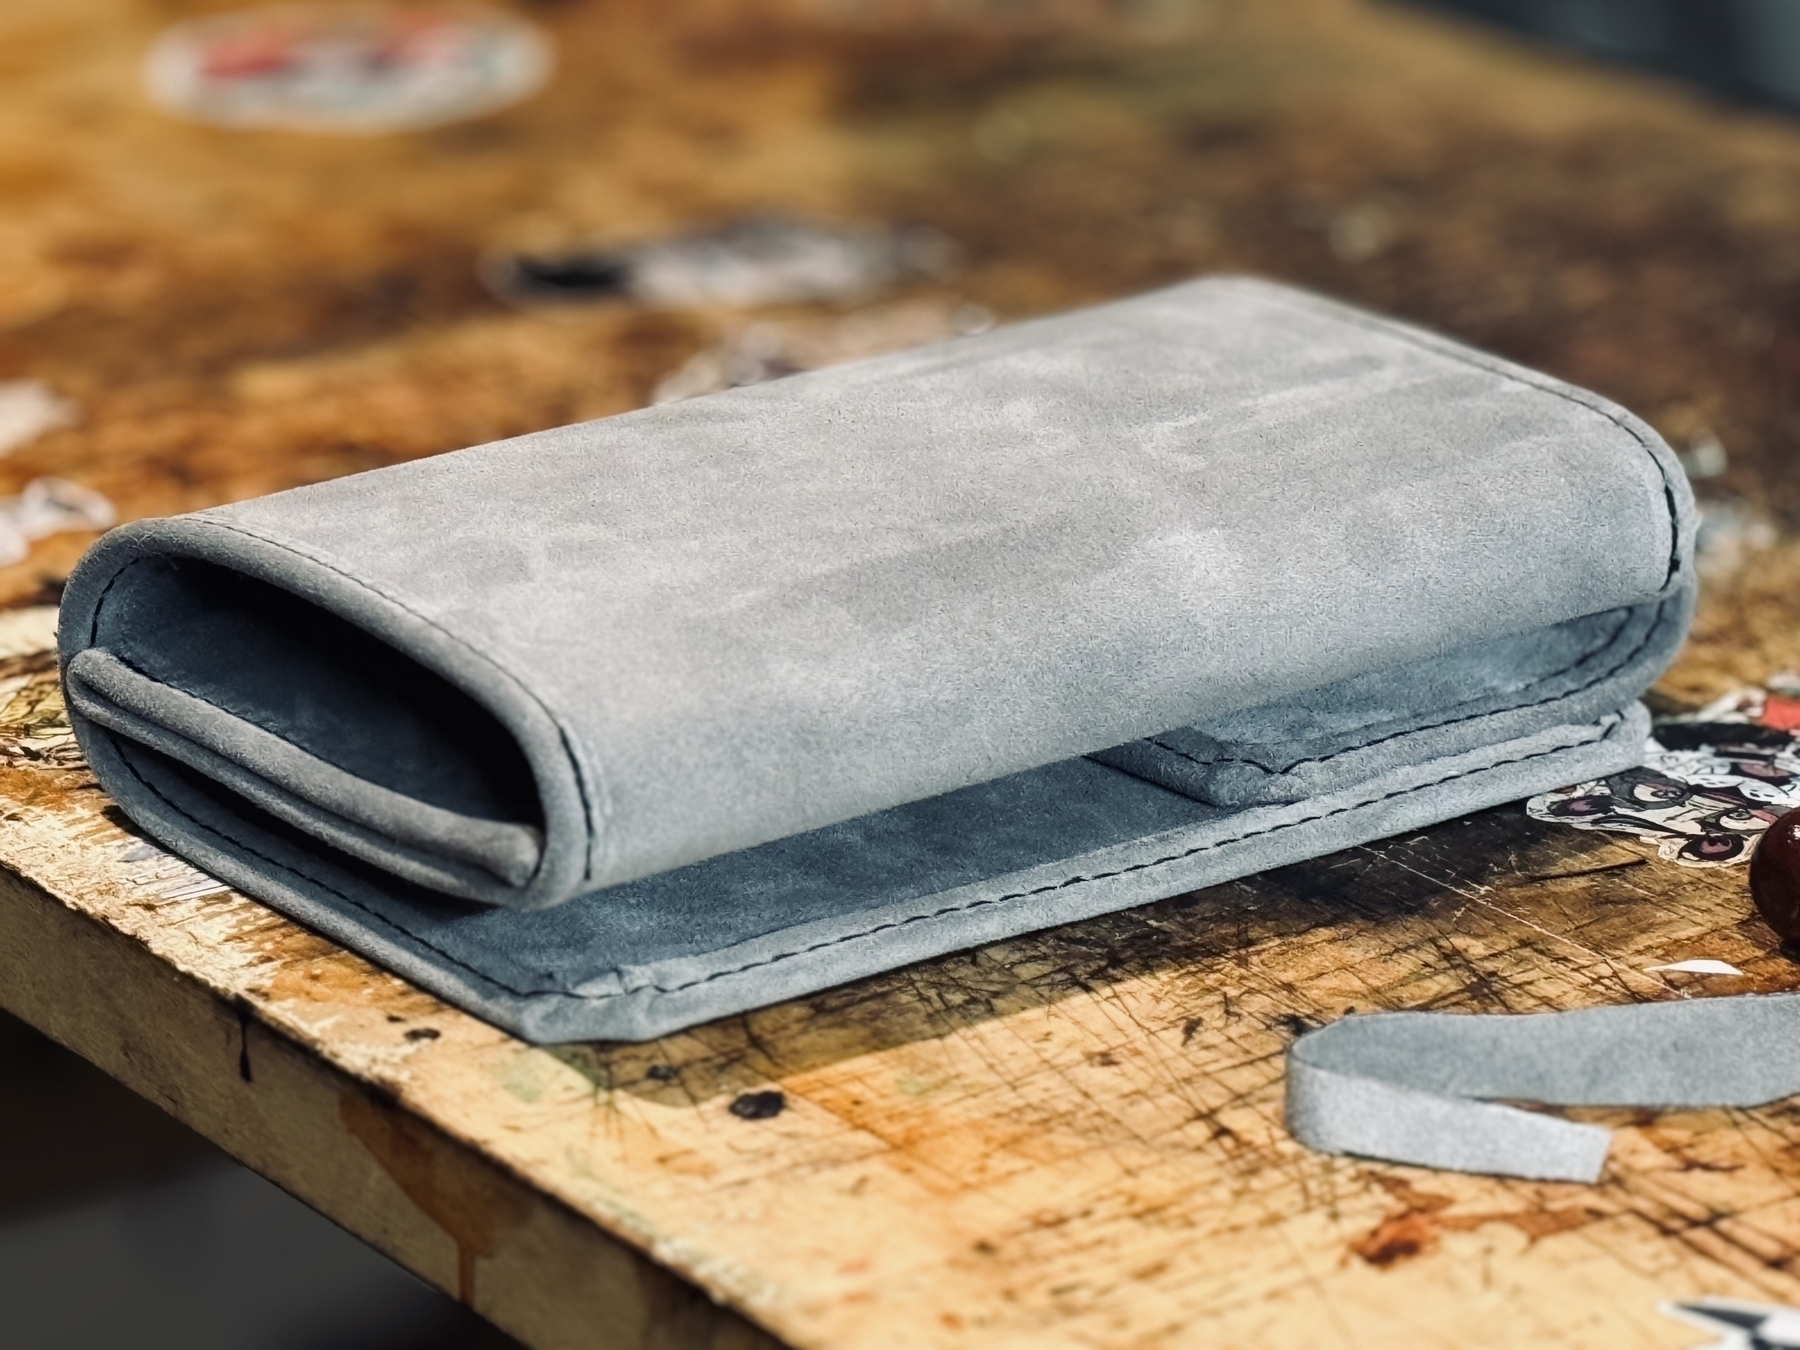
[0,1010,517,1347]
[1418,0,1800,108]
[11,0,1800,1345]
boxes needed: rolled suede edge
[1288,282,1698,600]
[59,517,600,912]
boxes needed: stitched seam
[85,648,541,886]
[1145,602,1659,777]
[95,528,609,887]
[192,520,609,881]
[109,739,546,996]
[640,715,1622,996]
[81,553,145,649]
[100,694,1622,1004]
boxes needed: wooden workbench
[8,1,1800,1346]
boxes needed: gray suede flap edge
[86,703,1651,1042]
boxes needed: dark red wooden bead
[1751,806,1800,941]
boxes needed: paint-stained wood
[10,609,1800,1350]
[8,1,1800,1347]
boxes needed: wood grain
[2,598,1799,1348]
[8,0,1800,1346]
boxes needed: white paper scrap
[0,478,116,566]
[0,381,77,456]
[1646,959,1745,976]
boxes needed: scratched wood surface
[10,0,1800,1347]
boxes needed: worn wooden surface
[9,0,1800,1347]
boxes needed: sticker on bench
[1528,686,1800,867]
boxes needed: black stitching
[80,551,144,649]
[1266,285,1687,589]
[101,691,1622,1004]
[109,737,539,995]
[643,716,1624,995]
[85,530,609,886]
[1141,602,1662,778]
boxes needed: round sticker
[143,4,553,134]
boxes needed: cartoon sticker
[1527,686,1800,868]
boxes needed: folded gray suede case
[57,277,1697,1043]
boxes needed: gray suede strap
[1285,994,1800,1182]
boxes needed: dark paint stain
[233,999,254,1083]
[404,1027,440,1043]
[1271,1013,1314,1040]
[340,1087,532,1303]
[729,1090,786,1121]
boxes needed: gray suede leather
[57,276,1697,1042]
[1286,995,1800,1182]
[1091,600,1685,805]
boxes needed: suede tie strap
[1285,993,1800,1182]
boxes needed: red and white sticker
[143,4,552,134]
